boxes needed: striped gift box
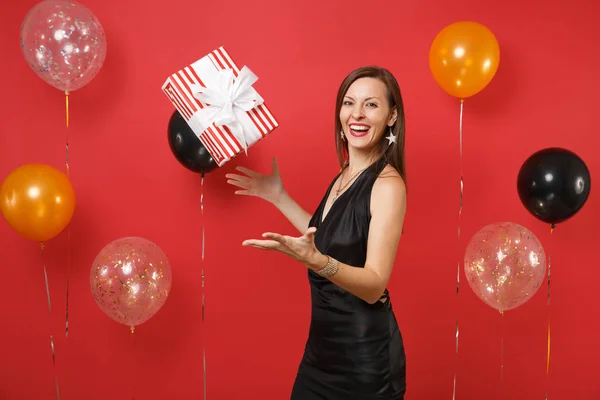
[161,46,279,166]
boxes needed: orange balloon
[429,21,500,99]
[0,164,75,242]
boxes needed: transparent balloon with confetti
[90,237,172,331]
[20,0,107,92]
[464,222,546,312]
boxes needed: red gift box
[162,46,279,166]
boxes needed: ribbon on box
[189,66,263,155]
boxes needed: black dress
[291,160,406,400]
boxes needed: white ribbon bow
[189,66,263,154]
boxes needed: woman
[226,66,407,400]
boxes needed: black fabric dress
[290,160,406,400]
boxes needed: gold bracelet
[316,256,339,278]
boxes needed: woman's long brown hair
[334,66,407,186]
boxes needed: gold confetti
[90,237,172,328]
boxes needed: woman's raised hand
[225,157,285,204]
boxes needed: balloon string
[131,326,136,400]
[41,242,61,400]
[452,98,464,400]
[65,90,71,340]
[65,91,69,129]
[65,228,70,339]
[201,172,206,400]
[500,310,505,396]
[545,224,554,400]
[65,92,70,179]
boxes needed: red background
[1,0,598,399]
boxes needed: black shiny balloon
[517,147,591,225]
[167,110,218,174]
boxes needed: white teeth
[350,125,370,131]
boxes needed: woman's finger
[236,166,261,178]
[243,243,269,250]
[227,179,250,189]
[225,172,251,180]
[242,239,280,249]
[225,173,251,183]
[262,232,287,245]
[304,227,317,238]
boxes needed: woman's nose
[352,105,365,119]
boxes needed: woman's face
[339,77,396,151]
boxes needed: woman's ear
[388,109,398,127]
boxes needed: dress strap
[378,288,391,308]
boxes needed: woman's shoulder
[371,164,406,203]
[376,164,405,186]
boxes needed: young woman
[226,66,408,400]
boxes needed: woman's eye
[366,102,377,107]
[343,101,353,106]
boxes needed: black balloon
[517,147,591,225]
[167,110,218,174]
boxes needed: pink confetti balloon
[464,222,546,312]
[90,237,172,330]
[20,0,107,92]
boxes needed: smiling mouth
[348,124,371,137]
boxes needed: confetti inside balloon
[464,222,546,312]
[90,237,172,329]
[20,0,107,92]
